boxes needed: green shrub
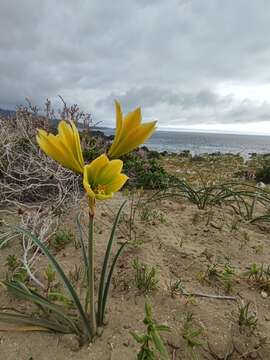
[83,146,103,162]
[5,255,28,283]
[179,150,192,158]
[123,152,174,190]
[52,230,74,251]
[256,161,270,184]
[132,258,159,293]
[147,150,162,159]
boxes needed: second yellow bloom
[108,101,157,159]
[83,154,128,201]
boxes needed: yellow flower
[83,154,128,201]
[36,120,84,174]
[108,101,157,159]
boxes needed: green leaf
[189,330,201,339]
[138,348,155,360]
[97,201,126,326]
[12,225,91,340]
[151,327,170,360]
[100,240,127,324]
[76,213,89,281]
[155,324,171,332]
[0,232,10,249]
[144,302,152,321]
[4,280,80,335]
[0,312,71,333]
[130,331,149,344]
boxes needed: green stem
[88,212,97,338]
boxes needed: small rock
[123,340,130,347]
[256,182,266,189]
[249,350,258,359]
[166,331,180,349]
[207,337,234,359]
[61,334,80,352]
[233,330,260,354]
[261,290,268,298]
[97,327,104,337]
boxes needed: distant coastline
[95,127,270,159]
[2,109,270,158]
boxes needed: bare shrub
[0,98,93,287]
[0,98,92,210]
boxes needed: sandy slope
[0,192,270,359]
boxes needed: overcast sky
[1,0,270,134]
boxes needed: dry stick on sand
[180,288,237,301]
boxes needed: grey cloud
[1,0,270,131]
[96,87,232,110]
[96,86,270,126]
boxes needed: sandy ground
[0,192,270,359]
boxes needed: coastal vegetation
[1,100,270,359]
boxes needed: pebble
[256,182,266,189]
[61,334,80,352]
[261,290,268,298]
[249,350,258,359]
[123,340,130,347]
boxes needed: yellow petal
[37,121,84,174]
[95,192,113,200]
[106,174,129,193]
[58,121,84,172]
[114,100,123,142]
[108,104,142,158]
[85,154,109,185]
[57,123,79,164]
[122,107,141,137]
[58,121,75,152]
[70,121,84,168]
[36,130,80,173]
[109,121,157,159]
[99,159,123,184]
[108,101,123,156]
[83,165,96,199]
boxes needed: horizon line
[96,125,270,137]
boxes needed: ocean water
[101,128,270,158]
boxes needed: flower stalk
[88,211,97,338]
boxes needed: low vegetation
[131,302,171,360]
[1,99,270,359]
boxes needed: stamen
[94,184,107,195]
